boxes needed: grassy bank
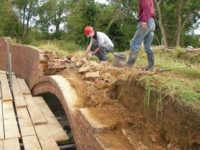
[135,46,200,107]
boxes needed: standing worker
[125,0,155,71]
[84,26,114,61]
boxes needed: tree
[66,0,97,46]
[37,0,67,39]
[0,0,21,39]
[12,0,39,38]
[154,0,200,47]
[154,0,168,48]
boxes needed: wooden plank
[39,138,60,150]
[0,100,4,140]
[0,70,6,74]
[17,78,31,95]
[0,140,3,150]
[4,119,20,139]
[0,73,12,102]
[34,97,54,118]
[23,136,42,150]
[12,76,26,108]
[3,101,20,139]
[35,125,60,150]
[34,97,69,141]
[4,138,20,150]
[24,95,47,125]
[0,119,4,140]
[16,108,35,137]
[3,102,15,119]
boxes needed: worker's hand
[141,22,147,29]
[88,52,94,59]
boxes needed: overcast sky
[95,0,109,4]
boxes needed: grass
[30,40,81,56]
[131,47,200,107]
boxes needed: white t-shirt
[90,32,114,49]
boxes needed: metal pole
[6,41,13,91]
[59,144,76,150]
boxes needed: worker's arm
[93,47,100,55]
[85,44,92,56]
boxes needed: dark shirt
[138,0,155,22]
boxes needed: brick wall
[0,39,42,88]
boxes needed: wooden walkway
[0,71,68,150]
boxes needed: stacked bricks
[39,51,71,75]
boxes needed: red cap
[84,26,93,36]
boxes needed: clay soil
[59,56,200,150]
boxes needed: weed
[144,86,152,110]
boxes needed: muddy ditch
[57,56,200,150]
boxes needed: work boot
[125,51,138,67]
[142,52,154,71]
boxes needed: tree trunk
[154,0,168,48]
[22,5,27,38]
[176,0,183,48]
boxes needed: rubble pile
[39,51,72,75]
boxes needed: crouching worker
[84,26,114,61]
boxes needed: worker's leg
[143,18,155,71]
[95,48,108,61]
[126,22,149,67]
[144,32,154,71]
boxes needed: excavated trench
[0,38,200,150]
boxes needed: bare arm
[85,44,92,56]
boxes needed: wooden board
[39,137,60,150]
[24,95,47,125]
[16,108,35,137]
[0,119,4,140]
[0,100,4,140]
[17,78,31,95]
[12,75,26,108]
[34,97,69,141]
[4,118,20,139]
[34,97,55,118]
[0,70,6,74]
[3,100,20,139]
[0,73,12,102]
[3,102,15,119]
[23,136,42,150]
[0,140,3,150]
[4,138,20,150]
[34,125,60,150]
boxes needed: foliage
[0,0,199,49]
